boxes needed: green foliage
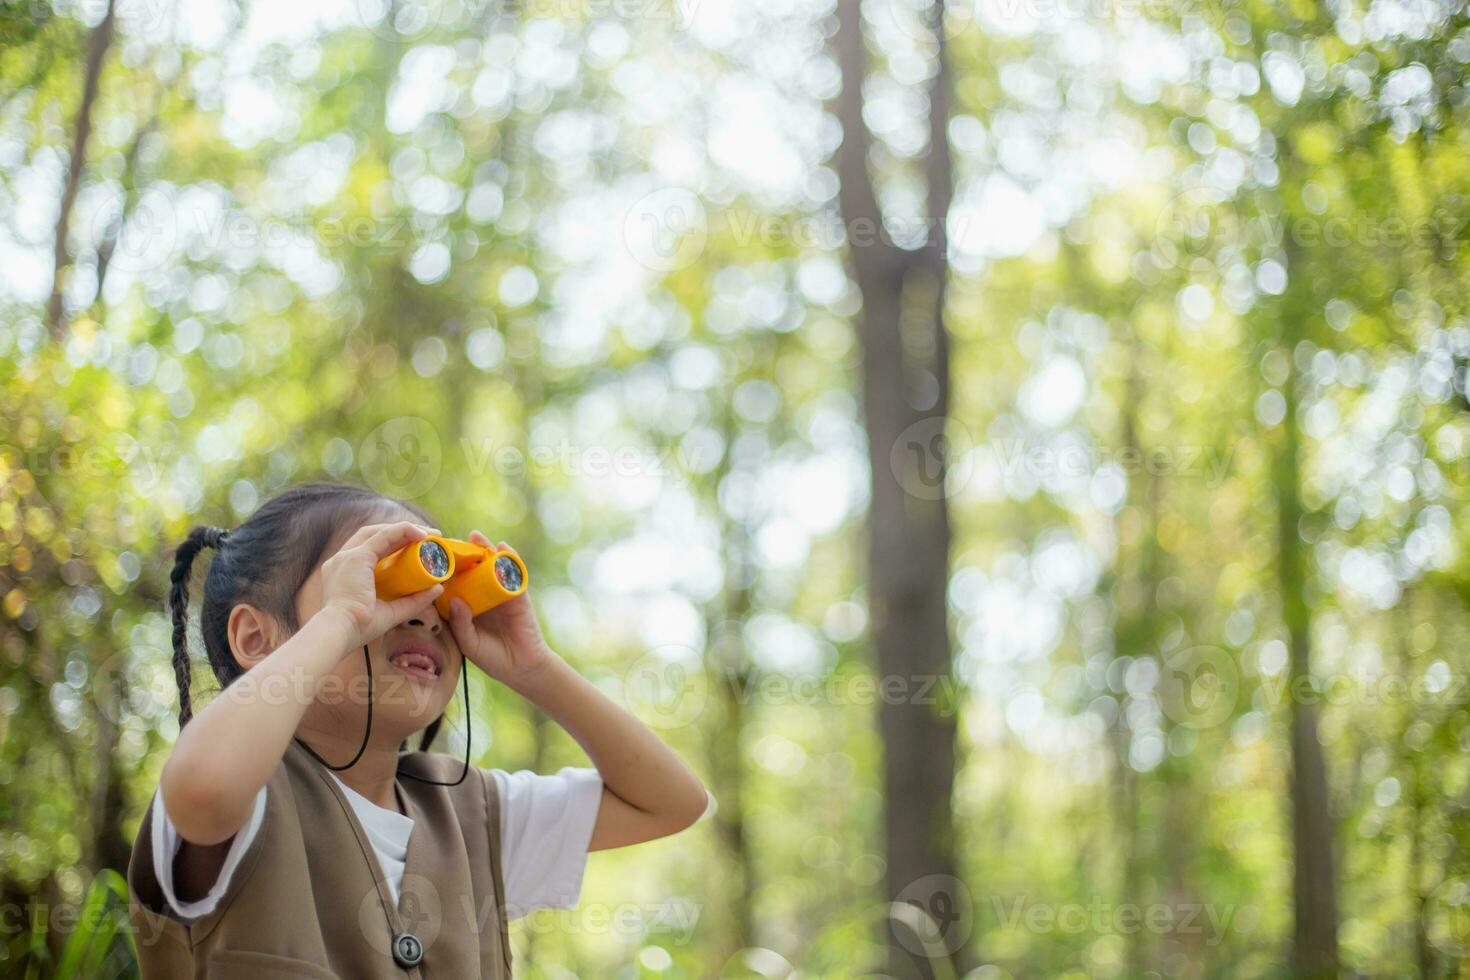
[5,869,135,980]
[2,0,1469,976]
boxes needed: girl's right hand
[318,521,445,649]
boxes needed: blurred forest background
[2,0,1470,975]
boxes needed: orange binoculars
[375,536,527,619]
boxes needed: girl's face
[291,518,464,750]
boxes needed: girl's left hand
[444,531,555,687]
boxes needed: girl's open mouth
[388,643,443,683]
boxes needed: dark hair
[167,481,444,750]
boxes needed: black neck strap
[293,644,471,788]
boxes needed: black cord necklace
[293,645,472,787]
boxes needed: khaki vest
[127,741,513,979]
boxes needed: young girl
[127,482,710,978]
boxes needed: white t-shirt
[152,765,603,922]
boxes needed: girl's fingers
[444,596,476,647]
[332,521,422,563]
[360,521,434,559]
[340,520,409,549]
[383,583,444,624]
[468,529,490,546]
[334,522,383,553]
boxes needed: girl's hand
[319,521,446,649]
[445,531,554,687]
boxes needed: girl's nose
[405,614,443,634]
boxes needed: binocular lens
[419,540,451,578]
[493,555,523,592]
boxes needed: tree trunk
[1273,228,1339,978]
[47,0,116,338]
[1405,594,1433,979]
[708,612,756,959]
[93,93,163,305]
[706,396,757,961]
[832,1,961,975]
[88,672,133,875]
[1112,343,1155,973]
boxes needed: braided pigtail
[168,525,229,728]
